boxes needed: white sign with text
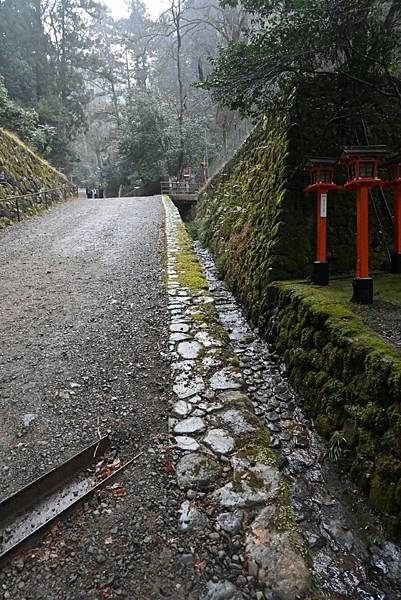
[320,193,327,218]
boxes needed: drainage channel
[195,243,401,599]
[0,437,141,565]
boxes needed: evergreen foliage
[203,0,401,117]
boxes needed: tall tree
[203,0,401,116]
[42,0,102,169]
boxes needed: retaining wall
[194,77,401,536]
[0,127,76,226]
[261,282,401,536]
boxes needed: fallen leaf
[107,482,126,497]
[104,536,113,545]
[53,389,70,400]
[193,559,206,576]
[161,444,179,452]
[98,585,109,598]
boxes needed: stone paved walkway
[163,197,311,599]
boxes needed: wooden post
[356,186,369,278]
[316,190,327,262]
[353,185,373,303]
[312,190,329,285]
[392,183,401,273]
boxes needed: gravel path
[0,197,199,599]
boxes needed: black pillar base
[352,277,373,304]
[391,253,401,274]
[312,261,329,286]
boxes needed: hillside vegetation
[0,127,76,227]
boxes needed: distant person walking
[86,187,92,199]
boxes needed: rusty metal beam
[0,437,139,564]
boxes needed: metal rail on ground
[0,437,141,565]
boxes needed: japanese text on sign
[320,193,327,217]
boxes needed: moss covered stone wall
[0,128,76,227]
[261,282,401,537]
[196,116,303,324]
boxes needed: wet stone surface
[163,197,311,599]
[176,452,221,490]
[195,242,401,599]
[203,428,235,455]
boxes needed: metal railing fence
[206,118,254,181]
[160,181,199,196]
[0,185,77,222]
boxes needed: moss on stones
[271,482,311,565]
[0,127,76,227]
[234,428,278,466]
[261,281,401,537]
[174,222,209,293]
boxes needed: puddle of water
[195,243,401,599]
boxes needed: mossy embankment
[261,279,401,536]
[0,127,76,227]
[194,78,401,536]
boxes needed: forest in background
[2,0,401,195]
[0,0,250,194]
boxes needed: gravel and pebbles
[0,197,202,599]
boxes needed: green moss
[234,428,277,465]
[385,515,401,538]
[193,91,401,536]
[231,355,240,368]
[232,469,258,492]
[369,474,398,514]
[271,482,312,564]
[173,222,209,294]
[257,279,401,535]
[0,127,76,225]
[358,402,388,433]
[247,471,266,490]
[316,415,336,437]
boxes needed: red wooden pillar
[356,186,369,278]
[394,185,401,252]
[313,190,329,285]
[339,146,388,304]
[392,183,401,273]
[353,185,373,302]
[304,156,338,286]
[316,190,327,262]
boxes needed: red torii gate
[305,146,392,304]
[305,157,338,286]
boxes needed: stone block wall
[0,127,76,226]
[262,282,401,536]
[194,76,401,535]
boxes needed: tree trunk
[174,0,185,179]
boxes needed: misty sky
[103,0,168,19]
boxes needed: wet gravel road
[0,197,197,599]
[0,196,169,495]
